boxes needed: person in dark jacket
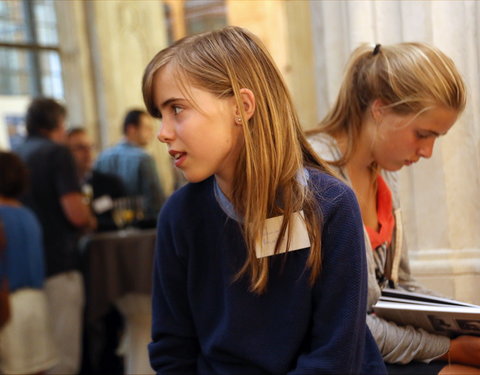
[15,97,96,374]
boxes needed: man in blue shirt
[95,109,165,226]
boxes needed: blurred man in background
[67,128,126,232]
[15,97,96,374]
[95,109,165,227]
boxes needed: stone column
[227,0,318,129]
[401,1,480,304]
[55,0,98,138]
[56,0,175,194]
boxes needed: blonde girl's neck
[215,174,234,202]
[347,159,379,231]
[335,127,380,231]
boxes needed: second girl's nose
[418,139,435,159]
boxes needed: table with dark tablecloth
[79,228,156,374]
[80,228,156,322]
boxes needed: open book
[373,288,480,337]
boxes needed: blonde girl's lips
[405,159,418,166]
[172,152,187,167]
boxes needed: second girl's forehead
[405,106,457,137]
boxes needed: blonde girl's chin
[385,166,404,172]
[181,171,212,184]
[376,160,405,172]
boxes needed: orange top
[365,174,394,249]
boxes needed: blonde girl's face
[372,106,458,171]
[153,64,244,194]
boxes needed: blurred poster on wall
[0,96,30,150]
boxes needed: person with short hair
[67,127,126,231]
[15,97,96,374]
[0,151,58,374]
[94,109,165,226]
[307,43,480,375]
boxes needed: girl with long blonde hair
[308,42,480,375]
[142,26,385,374]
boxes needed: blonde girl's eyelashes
[155,100,185,118]
[172,105,184,115]
[415,130,433,139]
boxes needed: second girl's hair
[308,42,466,166]
[143,26,333,293]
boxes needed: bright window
[0,0,63,98]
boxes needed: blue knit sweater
[149,170,386,375]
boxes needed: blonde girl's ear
[370,98,386,124]
[237,88,256,120]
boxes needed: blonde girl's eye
[173,105,183,115]
[415,130,430,139]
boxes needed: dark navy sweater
[149,170,386,375]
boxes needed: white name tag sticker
[255,211,311,258]
[92,195,113,214]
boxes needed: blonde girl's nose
[418,139,435,159]
[157,120,175,143]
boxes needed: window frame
[0,0,62,98]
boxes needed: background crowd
[0,97,168,374]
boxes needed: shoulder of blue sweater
[307,168,358,215]
[159,177,215,220]
[308,167,351,196]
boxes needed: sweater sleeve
[148,209,199,374]
[289,183,370,374]
[367,313,450,364]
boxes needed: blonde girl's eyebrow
[160,97,183,110]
